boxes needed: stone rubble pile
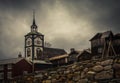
[34,59,120,83]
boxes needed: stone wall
[34,58,120,83]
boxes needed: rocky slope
[34,58,120,83]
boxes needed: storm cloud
[0,0,120,59]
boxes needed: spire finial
[31,9,37,32]
[33,9,36,25]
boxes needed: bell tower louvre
[25,11,44,61]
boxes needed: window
[36,48,42,59]
[27,48,31,57]
[35,38,42,46]
[92,40,97,47]
[0,73,4,79]
[0,65,4,70]
[26,38,31,46]
[7,72,12,79]
[100,39,104,45]
[23,71,28,75]
[8,64,12,69]
[98,48,102,53]
[27,41,30,45]
[114,39,120,45]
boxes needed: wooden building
[49,54,68,66]
[0,58,32,82]
[77,49,91,61]
[68,48,81,63]
[25,12,44,61]
[68,48,91,63]
[113,33,120,56]
[44,47,67,58]
[90,31,120,58]
[0,57,52,82]
[49,48,92,66]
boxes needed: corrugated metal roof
[90,33,102,41]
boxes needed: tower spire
[33,10,36,25]
[31,10,37,32]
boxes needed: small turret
[18,52,22,58]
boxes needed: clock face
[35,37,42,46]
[26,38,31,46]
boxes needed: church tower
[25,11,44,61]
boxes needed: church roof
[25,31,43,36]
[44,47,67,58]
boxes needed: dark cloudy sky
[0,0,120,59]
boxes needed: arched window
[36,48,42,59]
[27,48,31,57]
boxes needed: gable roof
[77,49,91,58]
[114,33,120,39]
[101,31,113,38]
[0,58,30,65]
[90,33,102,41]
[0,57,53,65]
[90,31,113,41]
[49,54,68,61]
[69,50,81,55]
[32,60,52,64]
[44,47,67,58]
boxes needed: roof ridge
[44,47,65,50]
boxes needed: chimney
[18,52,22,58]
[70,48,75,53]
